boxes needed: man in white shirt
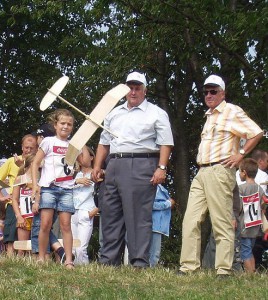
[92,71,174,267]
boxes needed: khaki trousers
[180,164,236,275]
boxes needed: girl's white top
[38,136,75,189]
[73,171,96,211]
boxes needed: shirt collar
[205,100,226,116]
[121,99,148,111]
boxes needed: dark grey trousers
[100,157,158,267]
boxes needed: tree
[1,0,267,265]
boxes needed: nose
[130,88,136,95]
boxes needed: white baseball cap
[204,75,225,91]
[126,71,147,87]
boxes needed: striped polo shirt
[197,100,263,165]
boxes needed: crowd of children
[1,107,268,272]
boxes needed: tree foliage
[1,0,268,265]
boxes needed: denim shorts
[240,237,256,260]
[31,213,59,254]
[39,186,75,214]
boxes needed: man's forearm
[158,145,173,167]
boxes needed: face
[204,85,225,110]
[22,138,38,156]
[54,115,74,140]
[239,169,246,182]
[258,152,268,171]
[126,84,146,109]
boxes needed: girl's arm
[12,186,26,228]
[77,145,91,168]
[31,148,45,201]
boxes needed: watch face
[240,149,245,155]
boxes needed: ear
[144,87,147,95]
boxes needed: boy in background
[239,158,268,273]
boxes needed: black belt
[109,152,159,159]
[199,161,222,167]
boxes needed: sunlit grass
[0,255,267,299]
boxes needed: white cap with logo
[204,75,225,91]
[126,71,147,87]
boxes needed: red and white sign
[242,191,262,228]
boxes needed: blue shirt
[152,185,172,236]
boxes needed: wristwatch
[239,149,246,156]
[158,165,167,170]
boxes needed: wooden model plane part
[39,76,130,166]
[65,83,130,165]
[13,238,81,251]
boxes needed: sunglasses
[203,90,219,96]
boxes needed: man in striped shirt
[179,75,263,277]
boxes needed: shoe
[176,270,187,276]
[60,253,66,264]
[60,253,75,264]
[64,261,75,270]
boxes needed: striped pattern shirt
[197,100,263,165]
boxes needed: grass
[0,256,268,300]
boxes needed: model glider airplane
[40,76,130,165]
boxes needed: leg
[98,214,103,258]
[3,204,17,257]
[241,238,256,273]
[38,208,54,261]
[149,232,162,267]
[75,209,93,264]
[119,158,157,267]
[180,171,208,272]
[205,165,235,275]
[59,211,73,267]
[17,227,31,256]
[243,256,255,273]
[99,160,126,266]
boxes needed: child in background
[31,109,90,269]
[149,184,175,267]
[12,154,35,256]
[238,158,268,273]
[71,147,98,264]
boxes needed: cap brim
[126,80,143,85]
[203,83,220,87]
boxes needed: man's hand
[222,154,244,168]
[92,167,105,183]
[150,168,166,185]
[89,207,99,218]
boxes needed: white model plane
[40,76,130,165]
